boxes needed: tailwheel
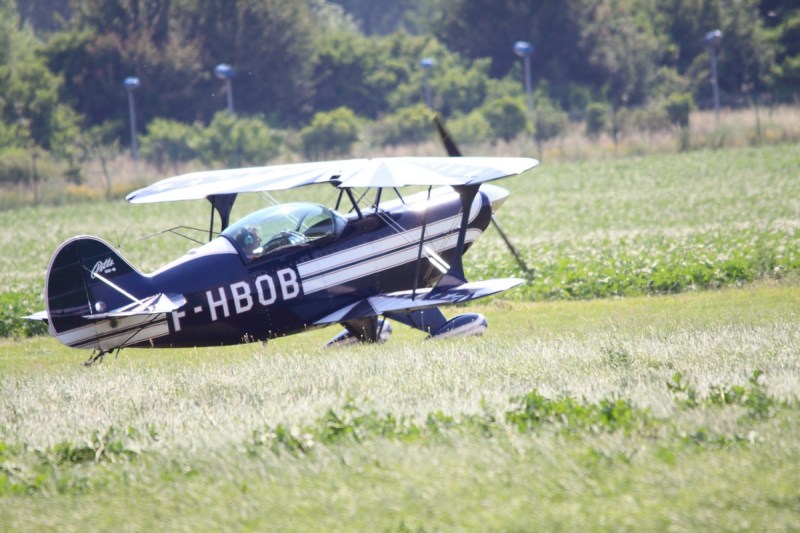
[82,348,120,367]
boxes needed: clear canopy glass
[222,202,344,260]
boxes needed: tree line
[1,0,798,179]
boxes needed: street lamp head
[513,41,533,58]
[214,63,235,80]
[420,57,435,70]
[704,29,722,48]
[124,76,140,91]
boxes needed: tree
[139,118,197,171]
[375,35,493,117]
[533,95,568,152]
[655,0,720,75]
[772,9,800,99]
[310,31,388,118]
[761,1,800,99]
[585,102,609,137]
[580,0,662,110]
[480,96,528,142]
[300,107,361,159]
[660,0,776,107]
[435,0,591,92]
[370,103,432,145]
[0,0,78,153]
[663,92,695,128]
[331,0,418,35]
[174,0,316,125]
[43,6,204,137]
[578,0,663,144]
[74,122,121,198]
[426,57,490,116]
[192,112,282,167]
[43,0,319,133]
[718,0,775,100]
[15,0,72,34]
[445,111,493,145]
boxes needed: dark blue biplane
[29,132,538,364]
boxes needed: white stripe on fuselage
[297,213,462,278]
[56,314,169,350]
[300,229,481,294]
[76,320,170,351]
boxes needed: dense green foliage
[481,96,529,141]
[663,91,695,128]
[0,0,797,179]
[585,102,609,137]
[301,107,361,158]
[0,291,47,337]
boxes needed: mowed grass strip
[1,284,799,530]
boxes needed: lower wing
[313,278,523,326]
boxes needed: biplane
[28,126,538,364]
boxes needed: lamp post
[214,63,235,115]
[420,57,435,109]
[704,29,722,122]
[124,76,140,161]
[513,41,534,112]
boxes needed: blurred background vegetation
[1,0,799,204]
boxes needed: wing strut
[430,184,479,293]
[207,193,237,240]
[412,186,433,300]
[343,188,362,218]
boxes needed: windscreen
[222,202,342,261]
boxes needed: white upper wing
[126,157,539,204]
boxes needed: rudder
[45,236,150,342]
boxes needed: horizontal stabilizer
[314,278,523,325]
[84,293,186,319]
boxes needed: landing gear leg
[326,317,392,347]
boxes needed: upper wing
[126,156,538,204]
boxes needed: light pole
[704,29,722,122]
[214,63,235,115]
[420,57,435,109]
[124,76,140,161]
[513,41,534,112]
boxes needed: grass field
[1,143,799,530]
[1,285,799,530]
[1,144,798,299]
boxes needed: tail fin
[45,236,151,342]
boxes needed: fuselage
[140,185,501,347]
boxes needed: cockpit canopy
[222,202,345,261]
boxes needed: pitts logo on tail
[90,258,116,278]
